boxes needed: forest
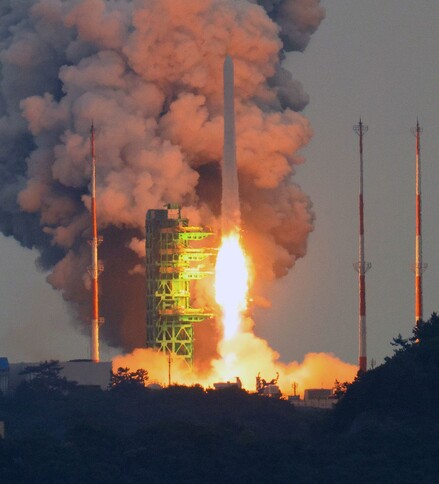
[0,315,438,483]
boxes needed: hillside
[0,318,438,483]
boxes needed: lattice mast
[145,205,213,366]
[411,120,427,325]
[353,119,371,372]
[89,123,102,362]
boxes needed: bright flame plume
[113,229,358,395]
[215,230,250,340]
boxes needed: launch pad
[145,204,214,366]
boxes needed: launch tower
[146,204,213,366]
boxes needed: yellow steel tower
[146,204,214,366]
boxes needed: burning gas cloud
[113,338,356,396]
[0,0,323,351]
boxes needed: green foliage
[335,313,439,427]
[413,312,439,343]
[332,379,349,399]
[17,360,76,394]
[0,366,437,483]
[20,359,63,378]
[1,318,439,483]
[387,312,439,359]
[108,367,149,392]
[389,333,410,353]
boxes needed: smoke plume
[0,0,324,351]
[113,329,357,396]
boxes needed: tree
[390,333,410,351]
[332,380,349,400]
[18,360,76,394]
[412,312,439,343]
[108,367,149,392]
[335,313,439,426]
[386,333,410,361]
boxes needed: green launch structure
[146,204,214,366]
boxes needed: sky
[1,0,438,366]
[255,0,439,366]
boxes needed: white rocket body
[222,55,241,235]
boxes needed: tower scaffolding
[146,204,214,366]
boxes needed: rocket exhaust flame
[98,4,356,394]
[113,341,357,396]
[215,230,250,340]
[215,55,249,343]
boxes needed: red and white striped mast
[411,119,427,325]
[90,123,102,362]
[353,119,371,373]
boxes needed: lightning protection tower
[353,119,371,373]
[411,119,427,325]
[146,204,214,367]
[89,123,104,362]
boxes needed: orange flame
[215,230,250,340]
[113,231,358,396]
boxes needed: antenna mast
[89,124,103,362]
[411,120,427,325]
[353,119,371,372]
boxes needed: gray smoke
[256,0,325,51]
[0,0,324,351]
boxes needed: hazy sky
[1,0,438,366]
[256,0,439,366]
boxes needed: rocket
[222,55,241,235]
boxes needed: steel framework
[88,123,104,362]
[411,120,427,325]
[353,119,371,373]
[146,204,213,366]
